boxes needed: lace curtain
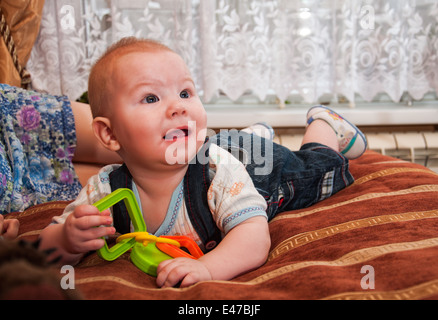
[27,0,438,105]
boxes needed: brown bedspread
[6,151,438,300]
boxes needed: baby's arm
[156,216,270,288]
[39,205,115,265]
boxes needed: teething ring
[116,232,181,247]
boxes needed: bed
[4,150,438,300]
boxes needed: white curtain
[27,0,438,105]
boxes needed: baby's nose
[167,103,187,118]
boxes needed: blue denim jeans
[212,131,354,220]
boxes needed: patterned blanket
[6,150,438,300]
[0,84,81,214]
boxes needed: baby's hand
[156,257,212,288]
[62,205,115,255]
[0,215,20,240]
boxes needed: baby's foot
[241,122,275,141]
[307,105,367,159]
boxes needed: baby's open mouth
[163,128,190,141]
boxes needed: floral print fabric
[0,84,81,214]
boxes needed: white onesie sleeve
[207,144,268,234]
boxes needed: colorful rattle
[93,188,203,276]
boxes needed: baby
[40,37,366,288]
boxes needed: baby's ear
[92,117,121,152]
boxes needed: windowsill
[205,102,438,129]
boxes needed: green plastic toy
[93,188,203,277]
[93,188,172,276]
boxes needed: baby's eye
[142,95,159,104]
[180,90,190,99]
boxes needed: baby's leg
[241,106,366,160]
[305,106,367,160]
[301,119,339,152]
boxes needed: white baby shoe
[307,105,367,159]
[241,122,275,141]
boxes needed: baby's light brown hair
[88,37,174,118]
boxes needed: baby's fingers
[156,258,210,288]
[0,217,20,240]
[73,205,101,218]
[68,226,115,253]
[73,206,113,230]
[76,215,113,230]
[3,219,20,240]
[87,226,116,251]
[156,259,186,288]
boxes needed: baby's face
[108,50,208,169]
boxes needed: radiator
[275,132,438,174]
[366,132,438,173]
